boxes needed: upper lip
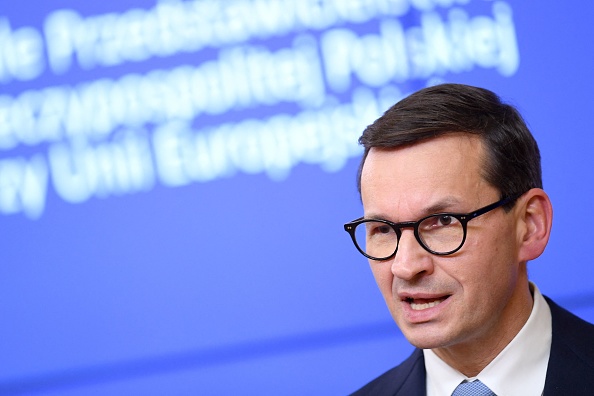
[397,291,451,302]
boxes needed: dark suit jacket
[351,297,594,395]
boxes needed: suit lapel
[394,348,426,396]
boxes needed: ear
[516,188,553,262]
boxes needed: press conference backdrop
[1,1,593,395]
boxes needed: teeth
[410,299,443,311]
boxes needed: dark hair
[357,84,542,204]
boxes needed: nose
[391,229,434,280]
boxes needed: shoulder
[544,296,594,394]
[546,296,594,358]
[350,348,426,396]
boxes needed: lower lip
[401,296,451,323]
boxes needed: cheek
[480,217,519,256]
[455,245,517,307]
[461,225,516,276]
[443,246,498,295]
[370,264,394,294]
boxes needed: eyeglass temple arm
[465,193,522,221]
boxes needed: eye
[371,224,393,235]
[363,221,397,240]
[437,215,452,226]
[420,214,459,231]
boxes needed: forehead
[360,134,492,218]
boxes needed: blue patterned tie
[451,379,496,396]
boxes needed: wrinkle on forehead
[360,134,495,222]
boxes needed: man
[343,84,594,395]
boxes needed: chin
[399,323,452,350]
[404,335,444,350]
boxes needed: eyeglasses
[343,194,521,261]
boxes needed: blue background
[1,1,593,395]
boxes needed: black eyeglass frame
[343,193,522,261]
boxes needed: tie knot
[452,379,496,396]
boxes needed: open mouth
[405,296,450,311]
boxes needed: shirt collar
[424,282,552,396]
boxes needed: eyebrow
[424,196,463,214]
[365,196,464,222]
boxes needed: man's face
[360,134,529,353]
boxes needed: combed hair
[357,83,542,205]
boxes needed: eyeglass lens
[354,214,465,259]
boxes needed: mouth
[404,295,450,311]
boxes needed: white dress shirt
[424,282,552,396]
